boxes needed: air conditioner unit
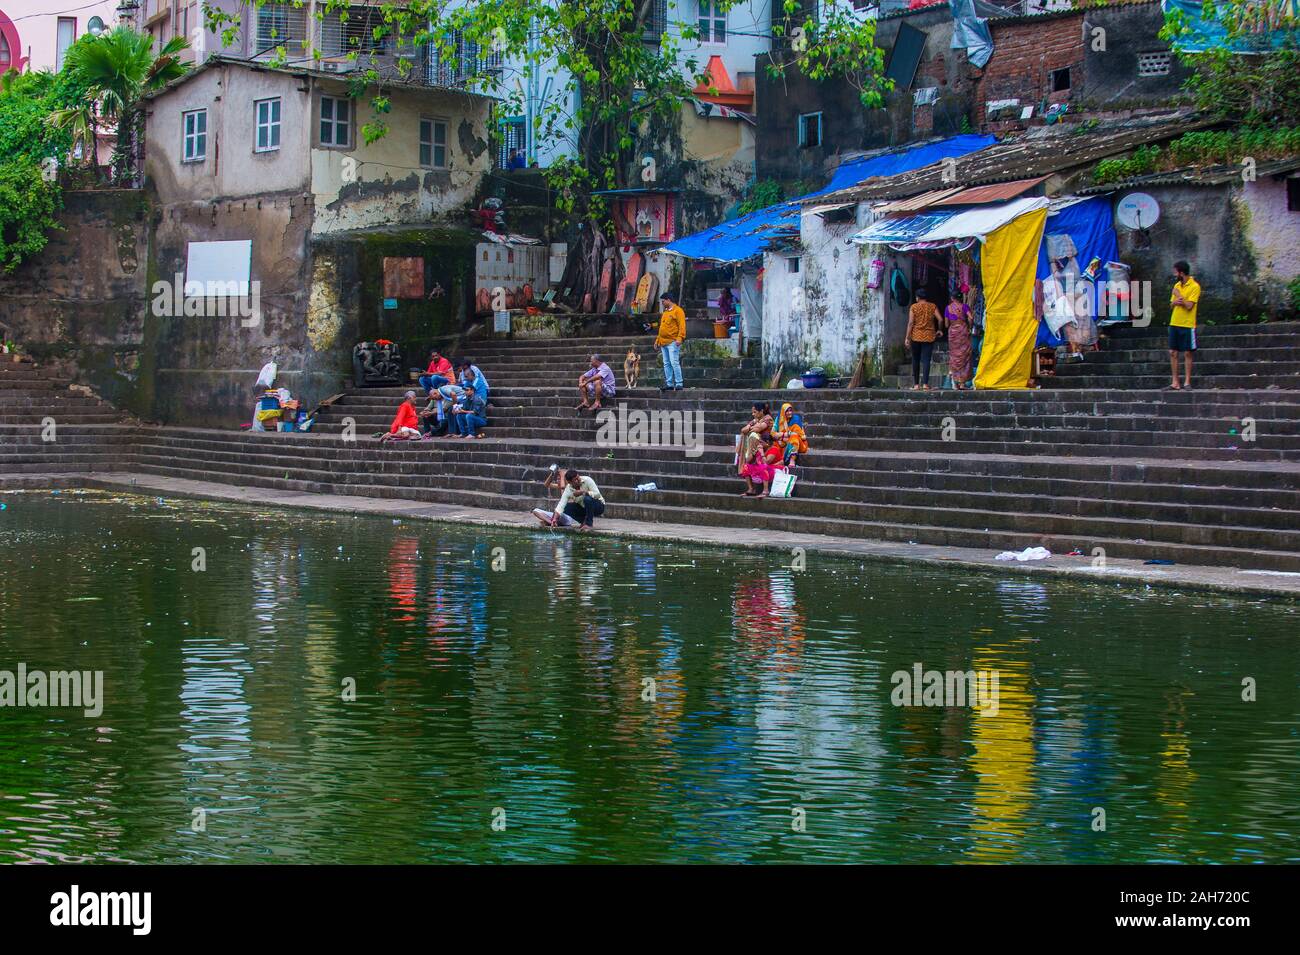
[320,57,356,73]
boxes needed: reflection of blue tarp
[1161,0,1300,52]
[1035,196,1120,347]
[663,134,995,263]
[950,0,995,69]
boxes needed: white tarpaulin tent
[851,196,1049,246]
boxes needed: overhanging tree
[215,0,889,300]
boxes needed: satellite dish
[1116,192,1160,230]
[87,17,107,37]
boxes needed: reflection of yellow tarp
[974,208,1047,390]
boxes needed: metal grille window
[319,6,393,57]
[255,97,281,152]
[182,108,206,162]
[698,1,727,43]
[1137,51,1172,77]
[320,96,351,147]
[425,30,501,86]
[644,0,667,37]
[255,4,308,54]
[420,118,448,169]
[497,119,525,169]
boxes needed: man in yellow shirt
[656,293,687,391]
[1168,260,1200,390]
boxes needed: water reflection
[0,491,1296,864]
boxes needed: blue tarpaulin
[950,0,995,69]
[1161,0,1299,53]
[662,134,996,263]
[1035,196,1120,347]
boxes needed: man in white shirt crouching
[531,470,606,532]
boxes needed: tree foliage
[1162,0,1300,126]
[0,70,89,271]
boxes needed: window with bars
[1137,51,1172,77]
[255,5,308,55]
[643,0,667,38]
[425,30,502,87]
[182,108,206,162]
[698,1,727,43]
[319,6,394,57]
[420,118,448,169]
[320,96,351,147]
[497,119,525,169]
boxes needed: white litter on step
[995,546,1052,562]
[635,482,658,493]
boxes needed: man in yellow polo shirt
[656,293,687,391]
[1168,260,1200,390]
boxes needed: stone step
[120,453,1300,572]
[125,427,1300,491]
[125,439,1300,530]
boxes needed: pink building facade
[0,1,122,73]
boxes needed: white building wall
[762,203,897,380]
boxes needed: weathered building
[0,55,494,427]
[754,0,1191,185]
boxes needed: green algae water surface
[0,490,1296,864]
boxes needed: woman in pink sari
[944,291,975,389]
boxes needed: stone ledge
[4,471,1298,600]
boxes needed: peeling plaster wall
[1241,176,1300,308]
[146,195,341,426]
[310,87,491,235]
[0,190,150,413]
[145,65,311,204]
[761,205,887,378]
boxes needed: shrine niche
[599,189,677,247]
[383,257,425,299]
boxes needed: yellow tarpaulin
[974,208,1047,390]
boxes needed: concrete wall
[761,204,885,378]
[145,64,311,204]
[310,84,492,235]
[1114,184,1247,325]
[755,7,969,185]
[0,191,150,413]
[1240,175,1300,311]
[1079,4,1192,108]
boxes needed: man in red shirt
[418,349,453,396]
[380,391,421,443]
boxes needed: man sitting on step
[577,354,616,412]
[418,349,453,397]
[456,359,489,401]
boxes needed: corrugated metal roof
[932,176,1048,205]
[1077,157,1300,194]
[874,188,966,214]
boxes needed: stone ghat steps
[1045,373,1300,390]
[1053,359,1300,378]
[113,435,1300,572]
[8,423,1300,570]
[124,434,1300,534]
[1060,345,1300,364]
[101,426,1300,490]
[308,412,1300,459]
[327,391,1300,436]
[1104,321,1300,342]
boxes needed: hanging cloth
[974,208,1048,390]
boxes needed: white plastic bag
[770,470,797,499]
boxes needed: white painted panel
[186,240,253,296]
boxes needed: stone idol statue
[352,340,404,387]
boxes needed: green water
[0,490,1296,864]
